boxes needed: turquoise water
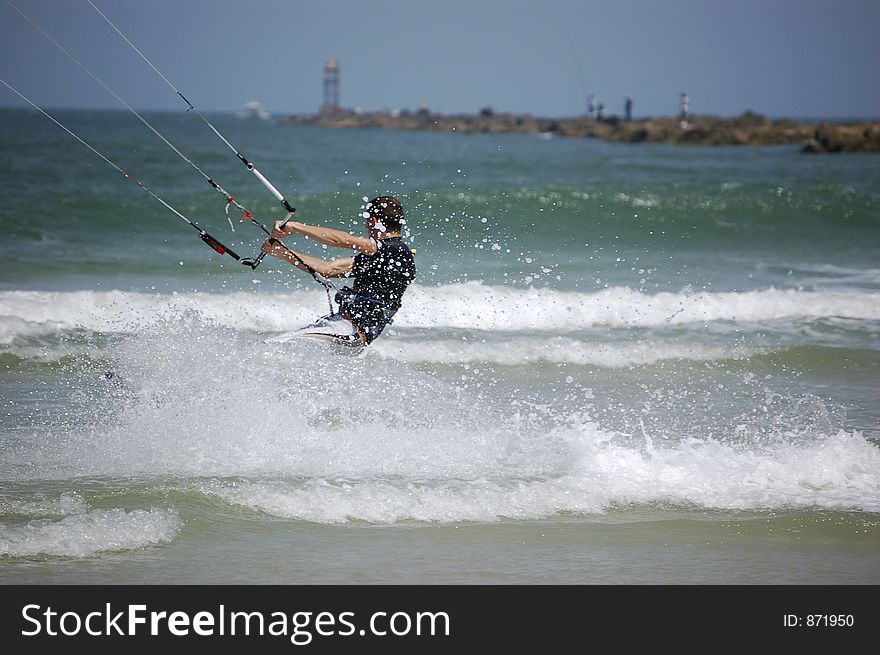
[0,109,878,583]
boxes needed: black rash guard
[335,236,416,343]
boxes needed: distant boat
[238,100,270,120]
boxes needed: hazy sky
[1,0,878,119]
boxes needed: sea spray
[3,310,875,525]
[5,312,516,481]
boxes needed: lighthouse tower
[321,58,340,115]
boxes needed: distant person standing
[679,93,689,126]
[596,102,605,121]
[625,95,633,121]
[587,94,595,117]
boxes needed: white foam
[400,283,880,332]
[197,429,880,524]
[0,493,87,517]
[0,507,180,557]
[372,335,751,367]
[2,311,876,524]
[1,285,879,342]
[569,428,880,512]
[0,288,318,338]
[0,315,66,345]
[614,192,659,208]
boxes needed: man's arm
[272,220,377,255]
[261,239,354,278]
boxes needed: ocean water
[0,108,878,584]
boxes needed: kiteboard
[265,314,366,355]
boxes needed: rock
[807,122,880,153]
[801,138,826,153]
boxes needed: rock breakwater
[281,110,880,153]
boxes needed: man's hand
[261,237,282,257]
[272,220,300,238]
